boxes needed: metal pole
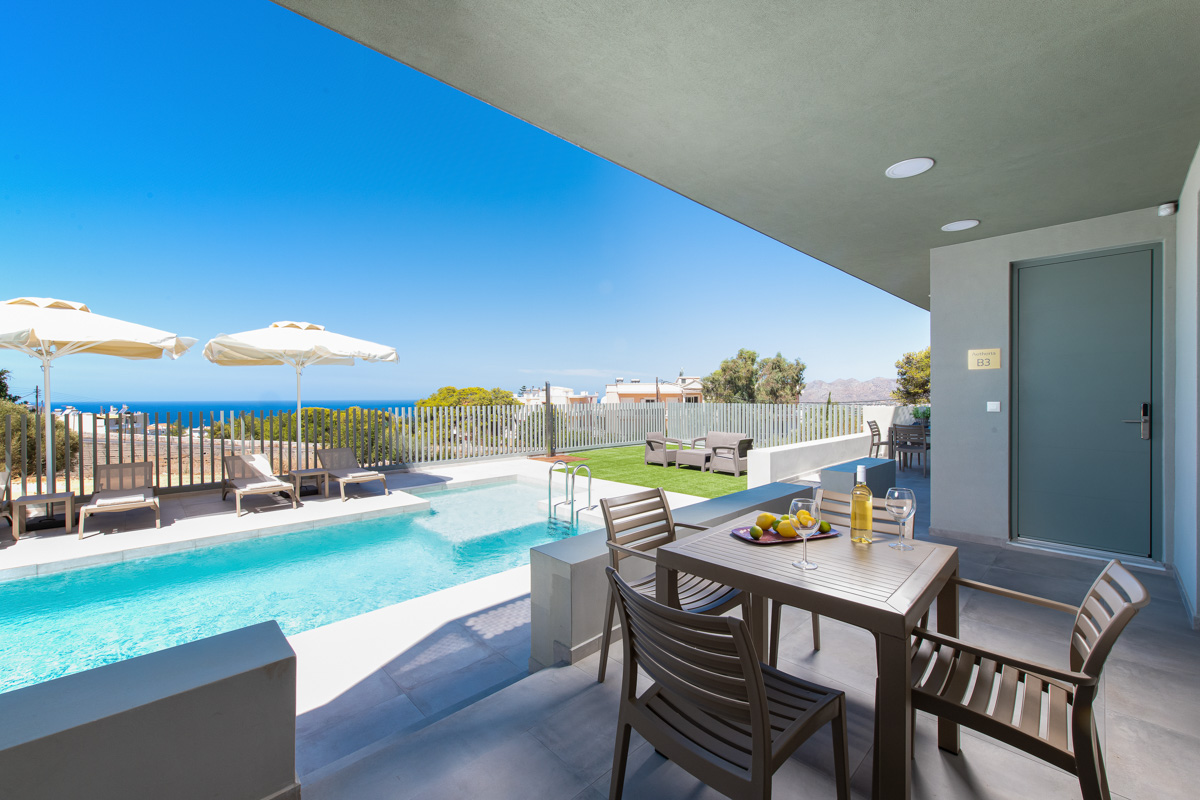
[296,366,303,469]
[42,355,54,490]
[544,380,553,457]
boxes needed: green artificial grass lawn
[553,445,747,499]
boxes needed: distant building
[600,376,703,404]
[514,386,597,405]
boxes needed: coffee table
[10,491,75,539]
[289,468,329,499]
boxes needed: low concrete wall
[0,622,299,800]
[747,432,872,487]
[530,482,814,669]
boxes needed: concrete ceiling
[272,1,1200,309]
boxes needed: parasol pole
[42,354,54,491]
[296,365,303,469]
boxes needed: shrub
[0,399,81,478]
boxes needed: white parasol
[0,297,197,484]
[202,322,397,466]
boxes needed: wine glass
[790,497,819,570]
[885,488,916,550]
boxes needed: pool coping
[0,473,529,584]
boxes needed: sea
[55,400,417,424]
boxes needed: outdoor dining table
[656,509,961,800]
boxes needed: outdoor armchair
[316,447,389,501]
[78,462,160,538]
[596,487,746,683]
[605,567,850,800]
[677,431,752,476]
[892,424,929,477]
[643,432,680,467]
[909,560,1149,800]
[222,453,299,517]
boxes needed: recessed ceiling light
[885,157,935,178]
[941,219,980,232]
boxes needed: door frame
[1009,242,1164,560]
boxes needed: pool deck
[0,457,702,582]
[0,456,708,779]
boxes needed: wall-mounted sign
[968,348,1001,370]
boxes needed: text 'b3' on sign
[968,348,1001,370]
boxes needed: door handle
[1121,403,1150,440]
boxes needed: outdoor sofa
[676,431,753,477]
[221,453,298,516]
[316,447,389,501]
[77,461,160,538]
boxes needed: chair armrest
[674,521,708,532]
[951,577,1079,615]
[710,445,741,457]
[665,437,683,445]
[606,542,657,562]
[913,628,1095,687]
[689,437,707,449]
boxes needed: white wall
[929,208,1177,550]
[1174,143,1200,623]
[0,622,299,800]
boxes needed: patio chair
[0,469,11,540]
[767,490,902,667]
[643,432,680,467]
[221,453,298,517]
[892,424,929,477]
[910,560,1149,800]
[605,567,850,800]
[77,462,160,539]
[316,447,389,501]
[596,487,746,683]
[867,419,886,457]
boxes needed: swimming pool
[0,481,574,694]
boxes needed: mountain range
[800,377,897,403]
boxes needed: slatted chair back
[600,488,677,569]
[819,490,902,536]
[1069,560,1149,676]
[95,462,153,492]
[317,447,360,470]
[606,567,770,780]
[892,425,928,450]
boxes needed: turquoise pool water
[0,481,574,694]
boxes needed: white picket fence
[666,402,862,448]
[3,401,863,495]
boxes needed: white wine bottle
[850,465,874,543]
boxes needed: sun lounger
[222,454,298,517]
[78,462,160,538]
[316,447,389,501]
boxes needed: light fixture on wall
[1158,202,1178,217]
[885,158,935,178]
[941,219,980,232]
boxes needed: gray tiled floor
[306,528,1197,799]
[304,466,1198,799]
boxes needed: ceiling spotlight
[941,219,980,232]
[885,158,935,178]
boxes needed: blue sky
[1,1,928,406]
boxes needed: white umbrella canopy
[202,322,397,466]
[0,297,198,484]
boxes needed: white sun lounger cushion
[330,469,383,480]
[232,478,288,491]
[93,490,152,507]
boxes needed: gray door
[1014,248,1155,556]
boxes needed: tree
[701,349,806,404]
[0,369,19,402]
[892,346,931,404]
[416,386,520,407]
[756,352,806,403]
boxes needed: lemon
[755,513,776,530]
[818,520,832,534]
[749,525,764,540]
[777,520,798,538]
